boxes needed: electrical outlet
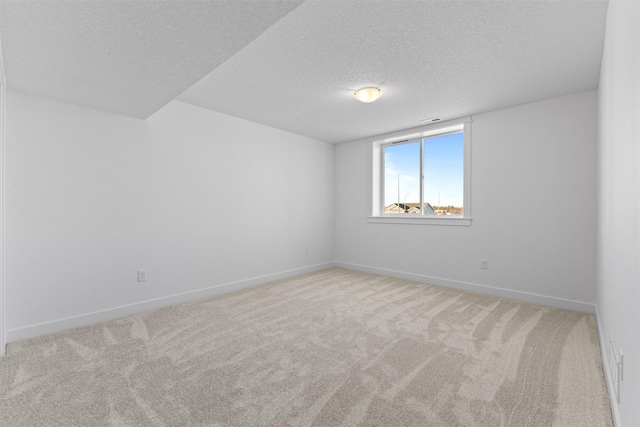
[305,247,309,255]
[480,259,488,269]
[609,337,623,403]
[137,269,148,282]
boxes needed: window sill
[367,216,472,226]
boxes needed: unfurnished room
[0,0,638,426]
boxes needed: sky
[384,132,464,207]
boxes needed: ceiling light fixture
[354,87,382,103]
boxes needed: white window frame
[368,117,472,226]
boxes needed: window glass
[382,133,464,216]
[370,118,471,224]
[384,141,420,214]
[423,132,464,216]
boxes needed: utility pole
[397,172,400,213]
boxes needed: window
[369,117,471,225]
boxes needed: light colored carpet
[0,267,612,426]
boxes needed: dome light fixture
[354,87,382,103]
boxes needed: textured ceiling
[178,0,608,143]
[1,1,608,143]
[0,0,303,118]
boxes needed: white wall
[597,1,640,425]
[5,91,334,341]
[0,40,6,355]
[335,90,598,311]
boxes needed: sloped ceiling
[1,0,608,143]
[0,0,303,118]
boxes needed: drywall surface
[335,90,597,310]
[0,43,5,355]
[597,1,640,425]
[4,92,334,339]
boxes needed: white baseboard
[6,262,334,344]
[6,261,596,345]
[334,261,596,313]
[594,305,622,427]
